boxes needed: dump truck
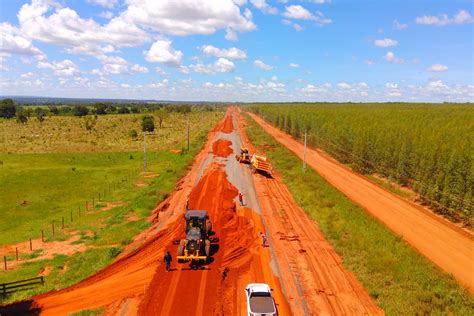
[177,210,213,263]
[250,154,272,176]
[236,147,251,164]
[245,283,277,316]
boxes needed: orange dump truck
[250,154,272,176]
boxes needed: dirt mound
[212,139,233,158]
[221,115,234,133]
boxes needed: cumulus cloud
[384,51,404,64]
[289,63,300,68]
[93,55,149,75]
[254,59,274,71]
[144,40,183,67]
[0,22,45,58]
[201,45,247,60]
[426,64,448,72]
[189,58,236,74]
[99,11,114,19]
[416,10,473,26]
[282,19,303,31]
[38,59,80,76]
[120,0,256,37]
[87,0,118,9]
[393,20,408,30]
[374,38,398,47]
[283,5,331,25]
[251,0,278,15]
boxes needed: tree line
[248,103,473,224]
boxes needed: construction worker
[164,251,172,272]
[260,231,267,247]
[185,195,189,210]
[238,192,245,206]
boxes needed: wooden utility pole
[303,132,307,173]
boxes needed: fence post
[92,197,95,208]
[70,211,73,222]
[4,256,6,270]
[79,205,81,216]
[41,276,44,285]
[98,193,101,201]
[41,230,44,242]
[62,217,64,229]
[86,201,88,212]
[16,247,18,260]
[52,221,55,236]
[29,238,32,251]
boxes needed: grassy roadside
[244,113,474,315]
[0,114,219,303]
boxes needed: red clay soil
[248,111,474,293]
[212,139,233,157]
[138,161,290,315]
[237,112,382,315]
[221,114,234,133]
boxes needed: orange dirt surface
[212,139,233,157]
[221,114,234,133]
[248,111,474,293]
[237,112,382,315]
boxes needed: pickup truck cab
[245,283,277,316]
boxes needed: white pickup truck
[245,283,277,316]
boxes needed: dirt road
[248,112,474,293]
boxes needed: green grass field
[0,111,221,302]
[244,113,474,315]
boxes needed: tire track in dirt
[238,111,383,315]
[248,111,474,293]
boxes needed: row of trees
[1,99,223,122]
[249,103,473,221]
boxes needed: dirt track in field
[248,111,474,293]
[1,109,382,315]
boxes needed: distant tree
[129,129,138,139]
[60,106,72,115]
[141,115,155,132]
[0,99,16,118]
[35,108,46,123]
[15,108,28,124]
[118,107,130,114]
[130,105,141,113]
[73,105,89,117]
[155,111,168,128]
[106,104,117,114]
[93,103,107,115]
[48,106,59,115]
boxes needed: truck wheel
[205,239,211,257]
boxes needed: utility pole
[303,131,307,173]
[187,114,190,152]
[143,132,147,171]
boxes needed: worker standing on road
[164,251,172,272]
[185,195,189,210]
[238,192,245,206]
[260,231,267,247]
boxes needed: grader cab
[236,147,251,164]
[177,210,213,263]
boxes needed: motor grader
[176,210,214,263]
[236,147,251,164]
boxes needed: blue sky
[0,0,472,102]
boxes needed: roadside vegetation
[244,113,474,315]
[0,108,221,302]
[247,103,473,227]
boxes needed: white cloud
[0,22,45,58]
[131,64,149,73]
[427,80,449,91]
[155,67,166,75]
[144,40,183,67]
[282,19,303,31]
[426,64,448,72]
[189,58,236,74]
[393,20,408,30]
[337,82,351,89]
[254,59,274,71]
[120,0,256,37]
[384,51,404,64]
[92,55,149,75]
[374,38,398,47]
[99,11,114,19]
[234,76,243,81]
[38,59,80,76]
[312,0,331,3]
[121,83,131,88]
[416,10,473,26]
[18,1,149,55]
[364,59,375,65]
[289,63,300,68]
[283,5,332,25]
[271,75,278,81]
[20,72,34,78]
[385,82,398,89]
[251,0,278,14]
[201,45,247,60]
[225,28,238,41]
[87,0,118,9]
